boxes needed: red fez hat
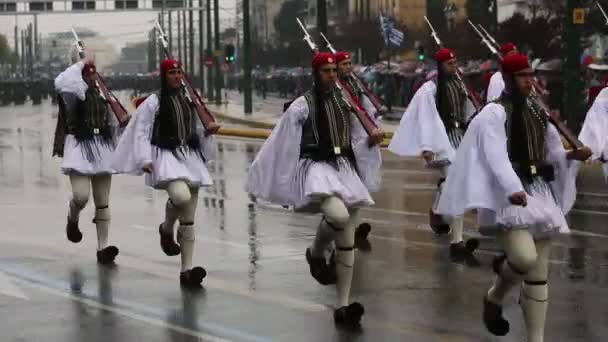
[312,52,336,69]
[501,53,531,75]
[82,63,96,76]
[435,48,456,63]
[160,59,182,73]
[500,42,517,55]
[335,51,351,63]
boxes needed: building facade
[251,0,284,47]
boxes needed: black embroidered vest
[68,87,112,141]
[499,95,551,183]
[151,92,199,151]
[300,89,353,162]
[437,77,467,130]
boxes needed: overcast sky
[0,0,237,54]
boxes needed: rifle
[154,21,220,135]
[468,21,584,148]
[71,28,130,128]
[296,18,382,145]
[319,32,388,115]
[423,16,483,113]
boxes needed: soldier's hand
[142,163,153,174]
[567,146,592,161]
[204,121,221,136]
[422,151,434,163]
[369,128,385,146]
[508,191,527,207]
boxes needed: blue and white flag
[380,12,404,48]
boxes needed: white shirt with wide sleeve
[111,94,216,189]
[436,102,577,230]
[245,95,381,209]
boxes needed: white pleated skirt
[145,146,213,189]
[61,135,116,175]
[298,157,374,209]
[495,177,569,238]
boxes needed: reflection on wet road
[0,97,606,341]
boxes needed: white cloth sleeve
[579,88,608,160]
[111,94,158,175]
[388,81,453,159]
[479,105,525,199]
[245,96,308,206]
[54,61,87,100]
[486,72,505,102]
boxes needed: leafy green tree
[0,34,17,64]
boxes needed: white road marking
[0,270,29,300]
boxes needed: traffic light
[224,44,235,63]
[417,46,425,61]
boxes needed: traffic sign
[204,56,214,67]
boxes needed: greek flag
[379,12,404,48]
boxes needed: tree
[272,0,308,66]
[0,34,17,65]
[332,19,384,64]
[427,0,448,35]
[466,0,492,29]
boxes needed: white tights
[488,229,551,342]
[311,196,358,308]
[69,174,112,250]
[163,180,199,272]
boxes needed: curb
[210,108,275,130]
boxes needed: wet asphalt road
[0,96,607,342]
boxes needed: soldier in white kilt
[578,86,608,178]
[246,53,383,327]
[436,53,592,342]
[53,58,123,264]
[388,48,479,259]
[112,59,217,287]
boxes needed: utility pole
[243,0,252,113]
[168,10,173,54]
[148,29,156,72]
[157,13,163,67]
[214,0,221,105]
[206,0,213,100]
[177,10,182,62]
[33,14,38,62]
[13,23,18,73]
[160,0,165,29]
[564,0,585,133]
[189,0,195,76]
[182,10,187,69]
[27,23,32,78]
[199,0,205,91]
[316,0,327,37]
[20,30,25,76]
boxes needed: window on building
[115,1,138,9]
[29,2,53,11]
[152,0,184,9]
[0,2,17,11]
[72,1,95,10]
